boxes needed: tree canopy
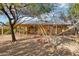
[0,3,53,17]
[69,4,79,19]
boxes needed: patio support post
[2,26,3,36]
[56,25,58,35]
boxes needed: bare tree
[0,3,53,42]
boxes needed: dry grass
[0,34,79,56]
[0,34,54,56]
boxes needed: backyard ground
[0,34,79,56]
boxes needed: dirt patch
[0,35,79,56]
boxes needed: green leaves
[0,3,53,17]
[0,3,3,10]
[69,4,79,19]
[24,3,52,16]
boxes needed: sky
[53,4,69,16]
[0,14,8,23]
[0,3,69,24]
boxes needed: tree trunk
[10,24,16,42]
[2,8,17,42]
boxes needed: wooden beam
[55,25,58,35]
[2,26,3,36]
[25,26,27,35]
[49,26,51,35]
[19,26,21,35]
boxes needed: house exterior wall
[16,24,69,35]
[22,25,67,35]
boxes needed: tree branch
[0,22,8,26]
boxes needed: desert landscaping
[0,3,79,56]
[0,34,79,56]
